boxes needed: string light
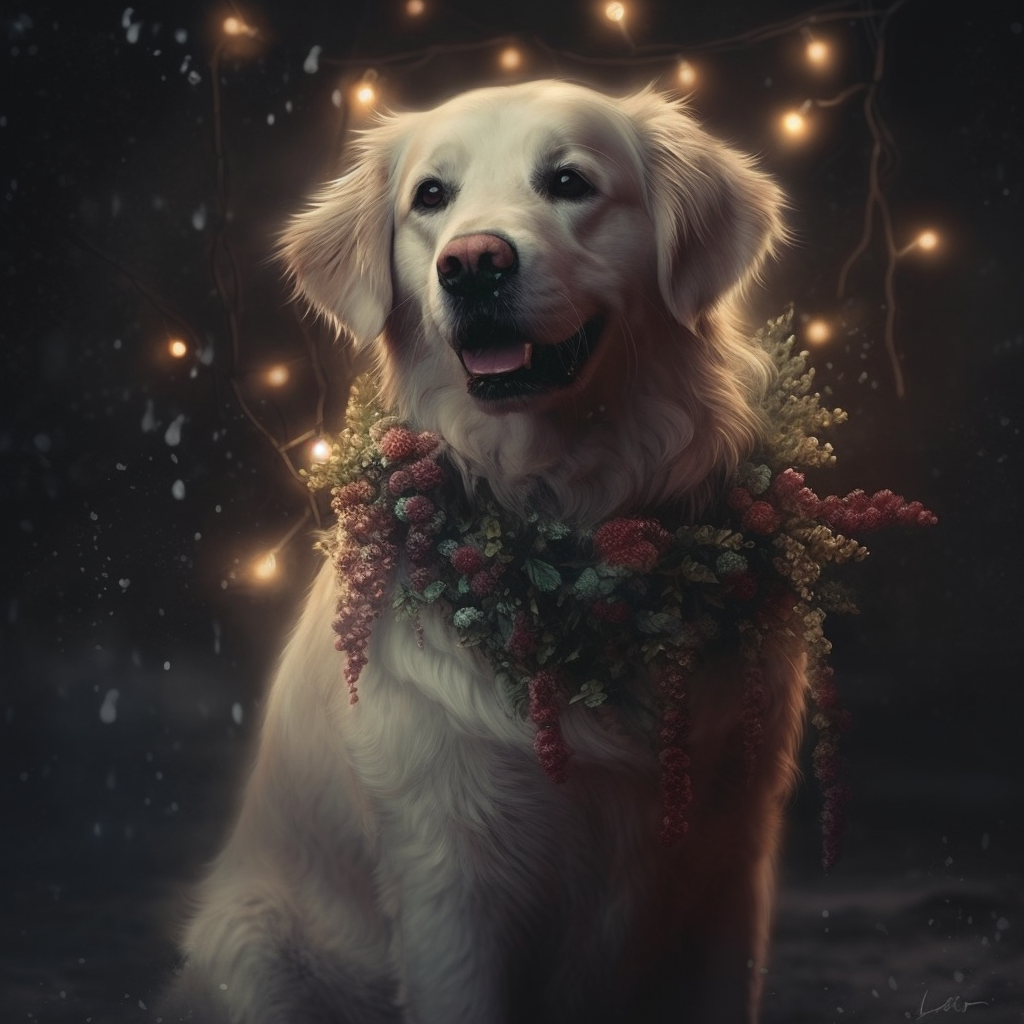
[252,551,278,582]
[781,109,809,137]
[805,319,831,345]
[354,75,378,106]
[896,229,940,258]
[222,16,256,38]
[676,60,697,90]
[310,438,332,464]
[172,5,942,594]
[498,46,523,71]
[806,39,830,67]
[915,229,939,252]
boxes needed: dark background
[2,1,1022,1020]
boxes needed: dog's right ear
[279,129,399,348]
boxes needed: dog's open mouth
[458,316,605,402]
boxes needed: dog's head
[282,81,785,517]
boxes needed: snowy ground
[4,664,1021,1024]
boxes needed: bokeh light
[265,365,290,387]
[498,47,522,71]
[253,552,278,582]
[805,319,831,345]
[310,439,332,464]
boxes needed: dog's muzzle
[436,233,604,402]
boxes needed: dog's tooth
[523,343,533,369]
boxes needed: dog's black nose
[437,233,518,299]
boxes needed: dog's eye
[413,179,449,211]
[544,168,596,201]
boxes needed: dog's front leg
[387,859,510,1024]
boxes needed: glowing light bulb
[253,551,277,581]
[498,46,522,71]
[898,229,941,257]
[355,82,377,105]
[781,110,808,137]
[605,2,626,23]
[168,339,188,359]
[406,0,425,14]
[677,60,697,89]
[805,319,831,345]
[806,40,829,66]
[310,438,332,464]
[265,365,289,387]
[223,16,255,37]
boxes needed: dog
[164,80,802,1024]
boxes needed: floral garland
[305,310,937,869]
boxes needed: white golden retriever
[165,81,803,1023]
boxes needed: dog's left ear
[279,124,402,348]
[625,90,787,333]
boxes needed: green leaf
[569,679,608,707]
[536,642,557,666]
[523,558,562,591]
[422,580,447,603]
[496,613,514,646]
[635,610,683,636]
[679,558,718,584]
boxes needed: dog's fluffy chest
[321,589,686,1004]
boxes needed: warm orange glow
[355,82,377,105]
[168,339,188,359]
[222,16,255,37]
[310,439,332,464]
[781,110,808,137]
[406,0,425,14]
[898,229,941,257]
[253,552,277,581]
[265,365,289,387]
[806,40,829,66]
[805,319,831,345]
[677,60,697,89]
[604,2,626,22]
[498,46,522,71]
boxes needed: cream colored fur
[164,81,804,1024]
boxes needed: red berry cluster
[593,517,674,572]
[330,483,399,703]
[770,467,937,534]
[809,664,853,871]
[727,487,782,535]
[450,545,484,576]
[529,669,571,784]
[657,663,694,846]
[590,597,633,623]
[507,612,538,661]
[741,663,767,783]
[378,426,438,462]
[741,500,782,536]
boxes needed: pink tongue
[462,343,532,376]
